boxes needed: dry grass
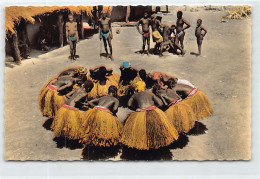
[221,5,251,22]
[5,6,113,36]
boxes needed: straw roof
[5,6,113,35]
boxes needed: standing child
[195,19,207,55]
[66,14,79,61]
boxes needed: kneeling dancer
[168,78,213,119]
[121,81,179,150]
[39,76,79,118]
[153,85,196,134]
[51,80,94,140]
[38,66,85,105]
[80,86,122,147]
[87,65,120,98]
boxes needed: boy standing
[136,11,151,55]
[66,14,79,61]
[195,19,207,55]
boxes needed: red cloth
[136,105,157,112]
[143,31,150,38]
[63,104,78,110]
[94,106,111,112]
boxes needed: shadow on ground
[81,145,120,160]
[187,121,208,136]
[42,118,53,131]
[53,137,83,150]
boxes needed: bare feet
[110,55,114,61]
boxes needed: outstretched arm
[65,89,77,99]
[87,98,100,107]
[72,93,88,104]
[57,81,73,92]
[183,18,191,31]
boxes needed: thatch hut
[5,6,112,63]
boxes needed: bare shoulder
[114,97,119,103]
[201,25,207,30]
[182,17,190,23]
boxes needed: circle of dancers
[39,64,213,150]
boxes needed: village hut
[5,6,113,63]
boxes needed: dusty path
[4,6,251,160]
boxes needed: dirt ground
[4,6,251,160]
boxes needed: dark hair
[167,78,177,89]
[197,18,202,23]
[139,69,147,80]
[84,80,94,92]
[99,66,107,74]
[152,84,161,94]
[177,10,183,16]
[108,85,118,97]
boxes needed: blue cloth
[68,35,76,42]
[123,62,130,68]
[100,31,109,39]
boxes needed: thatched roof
[5,6,113,35]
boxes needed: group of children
[38,64,213,150]
[66,9,207,62]
[137,10,208,56]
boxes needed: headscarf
[134,81,146,92]
[76,67,87,74]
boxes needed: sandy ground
[4,6,251,160]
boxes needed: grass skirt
[87,73,120,98]
[120,107,179,150]
[51,105,83,140]
[165,102,196,134]
[118,76,142,97]
[80,107,123,147]
[182,89,213,120]
[38,77,57,110]
[39,84,66,118]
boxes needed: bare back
[89,95,119,113]
[157,89,181,105]
[173,83,193,96]
[67,88,87,107]
[162,26,171,42]
[151,19,161,31]
[128,90,163,109]
[53,77,74,88]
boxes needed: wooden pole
[79,13,84,39]
[12,30,22,63]
[57,14,64,47]
[126,6,130,23]
[20,19,29,59]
